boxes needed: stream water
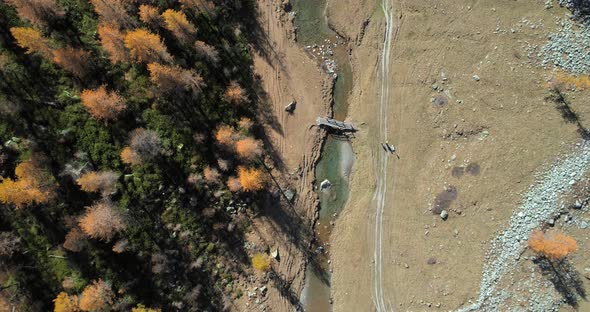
[291,0,355,310]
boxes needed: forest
[0,0,275,310]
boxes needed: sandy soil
[329,0,590,311]
[232,0,333,310]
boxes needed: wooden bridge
[316,117,356,132]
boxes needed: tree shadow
[560,0,590,21]
[546,88,590,140]
[533,256,587,307]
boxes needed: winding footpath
[373,0,394,311]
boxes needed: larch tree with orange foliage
[10,27,53,58]
[76,171,118,197]
[236,137,262,160]
[53,291,79,312]
[120,147,141,165]
[6,0,64,28]
[132,305,161,312]
[237,166,265,192]
[90,0,132,28]
[78,279,114,311]
[63,227,86,252]
[194,40,219,64]
[139,5,163,28]
[238,117,253,131]
[179,0,216,13]
[227,176,241,192]
[161,9,196,43]
[0,161,54,208]
[80,86,126,120]
[124,29,172,63]
[203,166,220,184]
[215,125,235,147]
[224,81,248,105]
[147,63,204,94]
[97,23,130,64]
[79,201,126,241]
[52,47,91,78]
[529,229,577,261]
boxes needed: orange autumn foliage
[120,147,141,165]
[203,166,220,184]
[53,291,79,312]
[224,81,247,105]
[528,229,577,260]
[194,40,219,64]
[63,227,86,252]
[79,201,126,241]
[52,47,91,77]
[227,176,241,192]
[215,125,235,146]
[10,27,52,58]
[549,71,590,91]
[237,166,265,192]
[97,23,129,64]
[78,280,114,311]
[236,137,262,160]
[179,0,215,12]
[251,253,270,271]
[76,171,118,196]
[124,29,172,63]
[80,86,126,120]
[161,9,196,43]
[90,0,131,28]
[6,0,65,28]
[0,161,53,208]
[132,305,161,312]
[238,117,253,130]
[147,63,204,94]
[139,5,163,27]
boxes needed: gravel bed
[457,142,590,311]
[540,20,590,74]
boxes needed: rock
[284,190,295,202]
[284,100,297,113]
[472,75,481,81]
[573,199,583,209]
[440,210,449,220]
[271,249,280,260]
[320,179,332,191]
[260,285,268,295]
[547,219,555,226]
[579,221,589,230]
[427,257,437,265]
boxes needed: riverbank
[233,0,335,310]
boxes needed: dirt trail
[373,0,395,310]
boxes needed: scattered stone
[284,100,297,113]
[403,263,409,269]
[320,179,332,191]
[440,210,449,220]
[547,219,555,226]
[260,285,268,295]
[573,199,583,209]
[284,190,295,202]
[271,249,280,260]
[472,75,481,81]
[427,257,437,265]
[579,220,589,229]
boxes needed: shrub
[251,253,270,271]
[529,229,577,260]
